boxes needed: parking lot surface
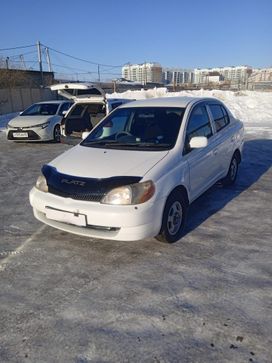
[0,131,271,363]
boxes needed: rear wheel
[156,190,188,243]
[53,124,61,143]
[222,154,239,186]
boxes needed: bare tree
[0,57,29,88]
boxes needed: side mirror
[62,110,67,116]
[189,136,208,149]
[82,131,91,139]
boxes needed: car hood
[8,115,55,127]
[49,144,169,178]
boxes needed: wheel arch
[165,184,190,206]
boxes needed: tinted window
[111,102,122,110]
[77,89,102,96]
[209,104,230,132]
[58,102,72,115]
[184,105,213,153]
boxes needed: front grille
[48,186,104,202]
[7,130,40,140]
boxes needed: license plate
[13,132,28,138]
[45,207,87,227]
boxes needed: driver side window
[184,105,213,154]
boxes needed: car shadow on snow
[185,138,272,236]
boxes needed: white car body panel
[49,145,169,179]
[29,96,244,241]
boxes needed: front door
[183,103,219,200]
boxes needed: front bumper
[7,126,53,141]
[29,187,166,241]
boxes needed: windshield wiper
[102,142,170,148]
[82,139,118,146]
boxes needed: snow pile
[108,88,272,137]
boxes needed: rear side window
[111,102,122,111]
[58,102,72,115]
[184,105,213,154]
[209,104,230,132]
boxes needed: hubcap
[167,201,183,235]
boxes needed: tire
[156,190,188,243]
[221,154,239,186]
[53,124,61,143]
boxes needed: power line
[0,44,36,52]
[8,50,37,59]
[51,62,95,73]
[42,43,123,68]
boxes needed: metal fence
[0,88,57,114]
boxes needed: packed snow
[108,88,272,138]
[1,89,272,137]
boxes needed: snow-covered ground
[0,112,19,131]
[108,89,272,138]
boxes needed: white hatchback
[7,100,73,142]
[29,96,244,243]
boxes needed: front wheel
[53,124,61,143]
[156,190,188,243]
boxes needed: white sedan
[7,100,73,142]
[29,96,244,243]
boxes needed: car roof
[119,96,220,109]
[34,100,72,105]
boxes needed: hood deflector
[42,165,141,202]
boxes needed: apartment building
[249,68,272,82]
[194,66,252,84]
[122,63,162,84]
[163,68,194,85]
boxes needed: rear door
[51,84,106,137]
[207,103,233,177]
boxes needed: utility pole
[6,57,9,69]
[19,54,26,70]
[45,47,52,72]
[37,40,44,87]
[98,64,101,83]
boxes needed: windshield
[21,103,59,116]
[81,106,185,151]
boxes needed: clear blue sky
[0,0,271,80]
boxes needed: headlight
[101,180,155,205]
[32,121,50,129]
[7,122,12,128]
[35,175,48,192]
